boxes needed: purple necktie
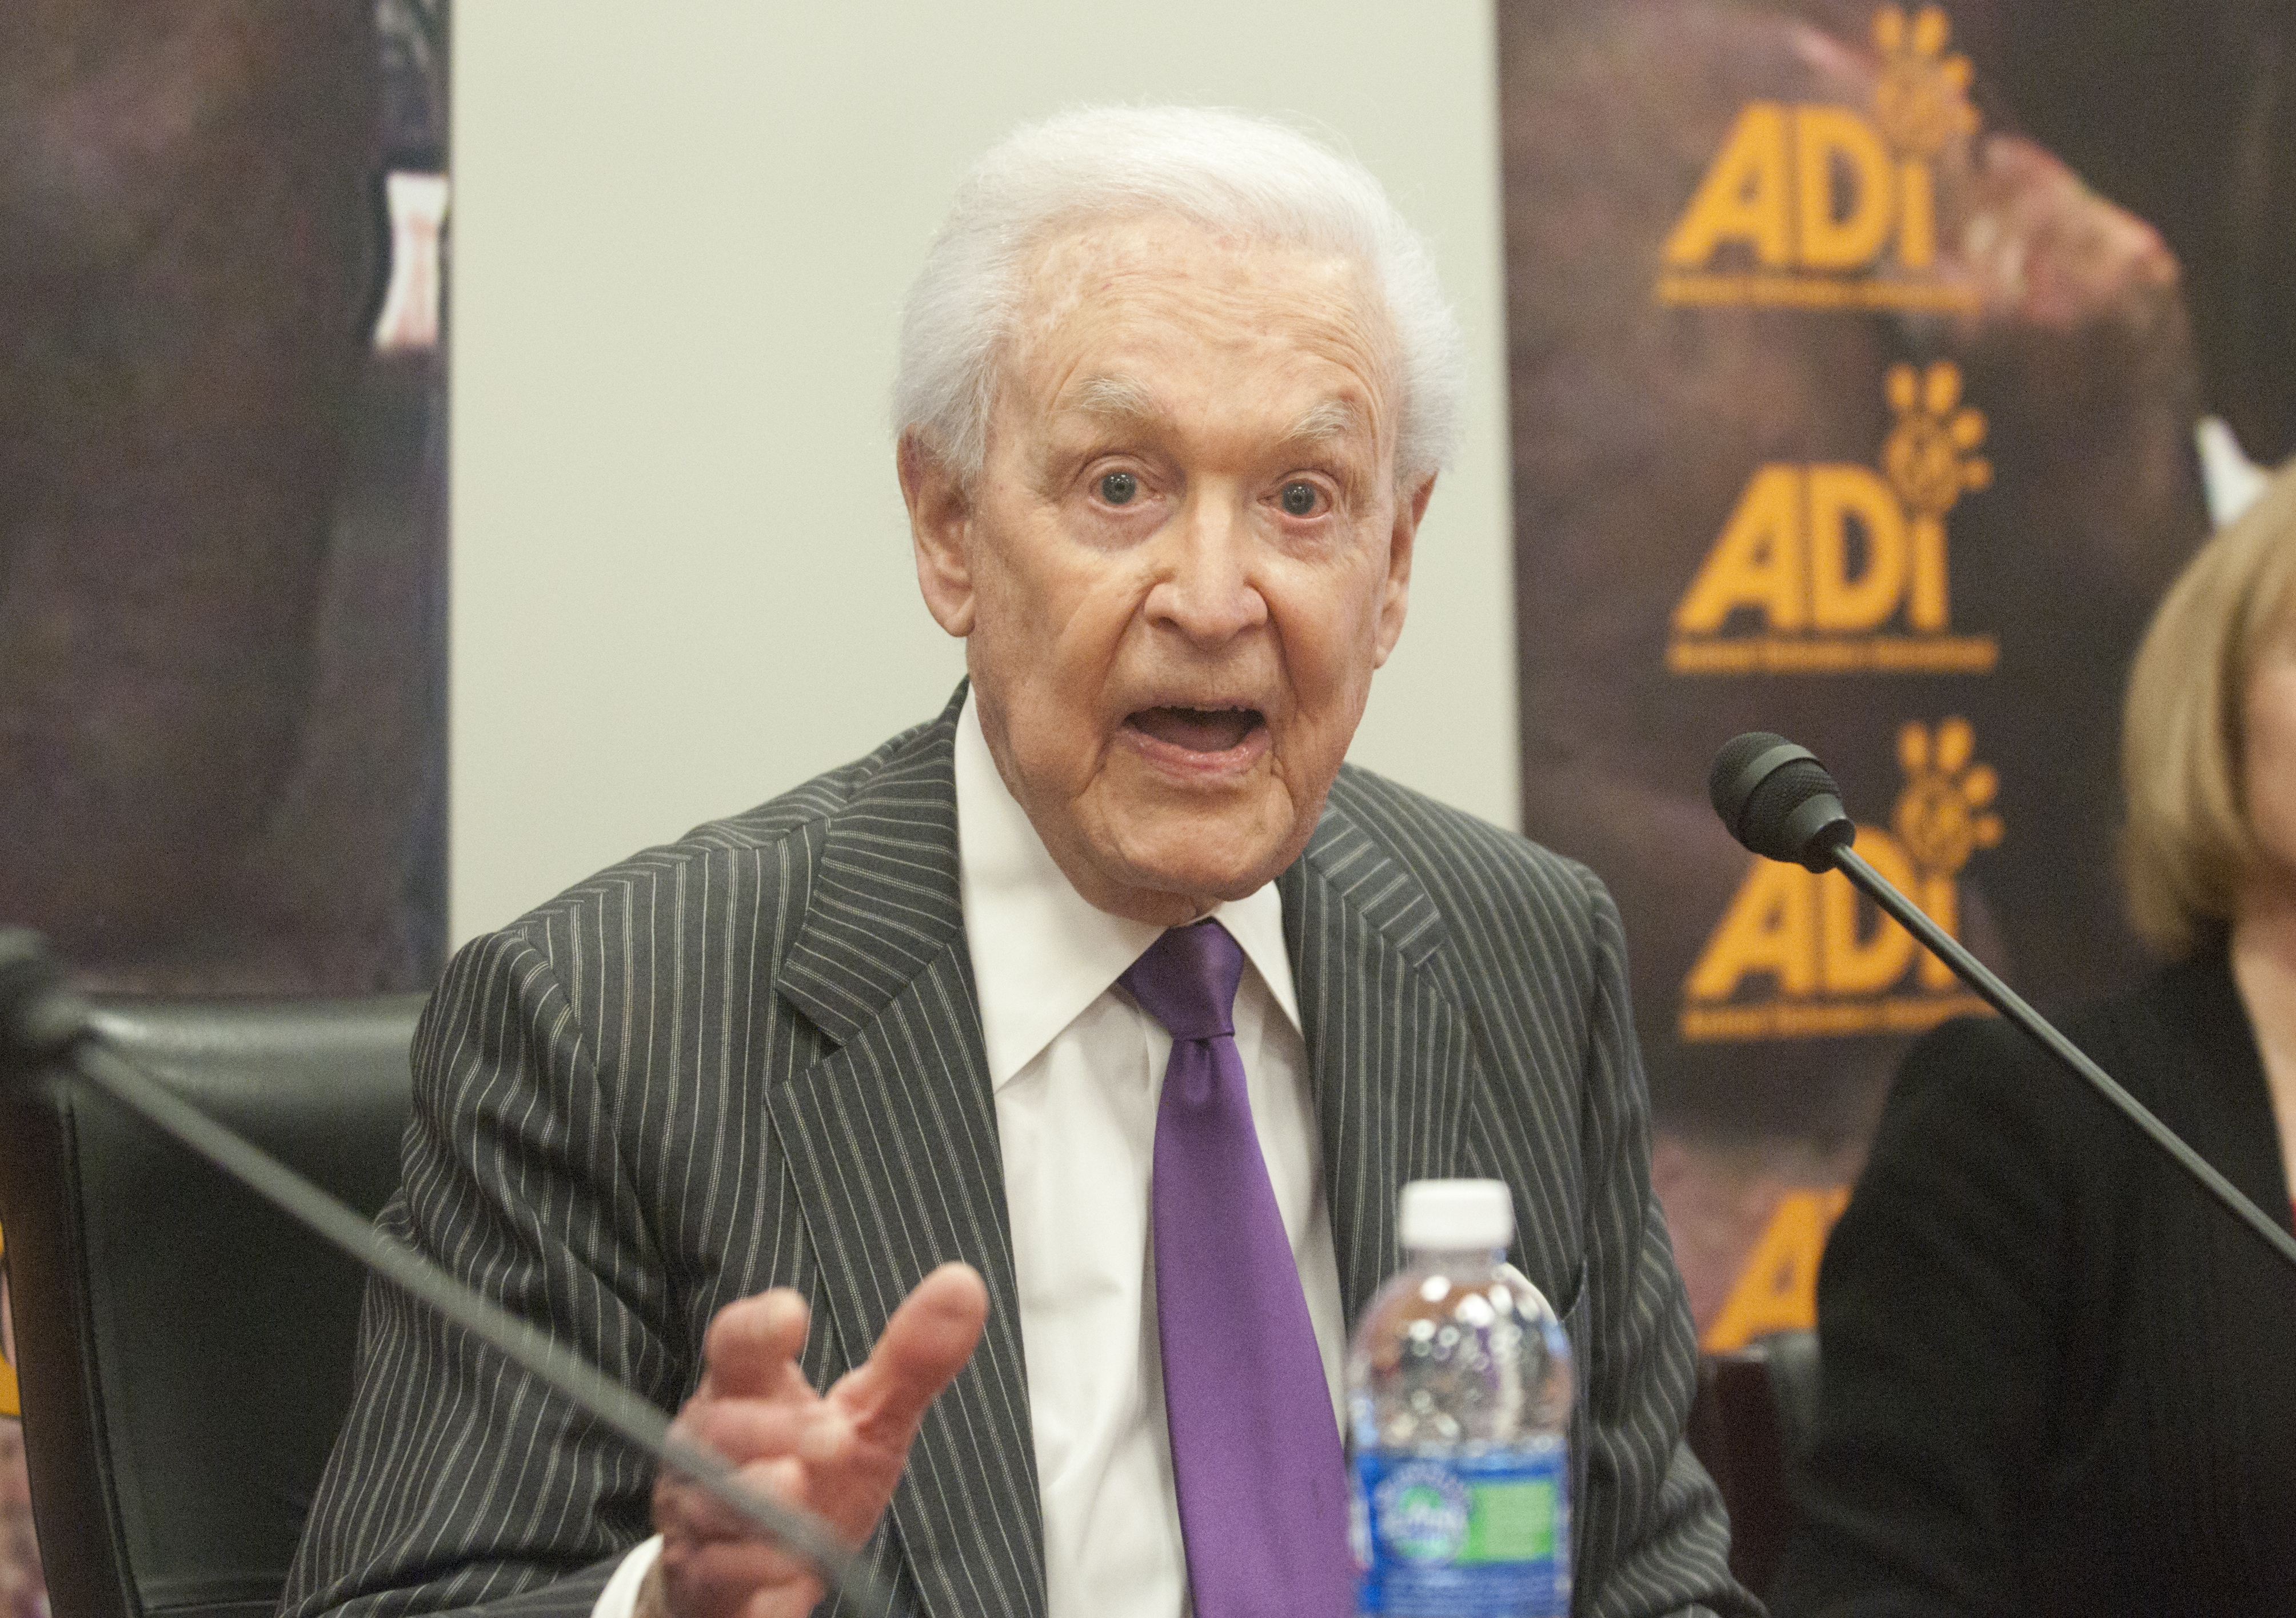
[1121,920,1352,1618]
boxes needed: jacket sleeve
[1567,872,1761,1618]
[1768,1015,2077,1618]
[279,924,680,1618]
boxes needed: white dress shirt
[594,693,1348,1617]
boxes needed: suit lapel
[765,732,1522,1612]
[771,698,1046,1618]
[1279,785,1482,1325]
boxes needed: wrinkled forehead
[997,213,1401,449]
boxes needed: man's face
[905,214,1431,925]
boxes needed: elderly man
[283,107,1749,1618]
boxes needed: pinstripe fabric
[280,687,1752,1618]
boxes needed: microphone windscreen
[1709,733,1854,869]
[1708,732,1791,826]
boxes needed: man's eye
[1098,471,1139,505]
[1280,480,1323,517]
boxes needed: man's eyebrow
[1064,373,1160,424]
[1281,397,1371,447]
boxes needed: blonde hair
[2122,459,2296,956]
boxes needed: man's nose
[1145,492,1268,643]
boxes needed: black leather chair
[0,997,424,1618]
[1686,1328,1822,1601]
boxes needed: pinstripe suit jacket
[281,691,1750,1618]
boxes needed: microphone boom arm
[1831,844,2296,1274]
[15,989,897,1613]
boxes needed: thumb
[829,1263,988,1446]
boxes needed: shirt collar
[953,690,1303,1091]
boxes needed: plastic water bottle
[1347,1179,1573,1617]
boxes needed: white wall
[450,1,1514,940]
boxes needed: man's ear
[1372,471,1435,667]
[901,432,976,637]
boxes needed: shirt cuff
[593,1536,663,1618]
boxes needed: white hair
[892,105,1465,489]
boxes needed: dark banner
[0,3,448,1603]
[1499,0,2292,1341]
[0,0,449,999]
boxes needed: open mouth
[1126,705,1266,754]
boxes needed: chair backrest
[1686,1328,1822,1601]
[0,997,423,1618]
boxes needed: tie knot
[1120,919,1245,1042]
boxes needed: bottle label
[1351,1440,1570,1617]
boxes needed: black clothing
[1774,950,2296,1616]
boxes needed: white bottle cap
[1398,1179,1515,1251]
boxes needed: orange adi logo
[1700,1187,1851,1352]
[1680,718,1999,1041]
[1656,5,1980,313]
[1668,361,1995,674]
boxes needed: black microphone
[1706,732,1855,871]
[0,927,904,1614]
[1708,734,2296,1274]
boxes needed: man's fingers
[656,1452,818,1547]
[660,1265,981,1568]
[678,1394,834,1466]
[699,1288,813,1400]
[830,1262,988,1443]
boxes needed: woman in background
[1772,463,2296,1617]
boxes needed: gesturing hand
[637,1262,989,1618]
